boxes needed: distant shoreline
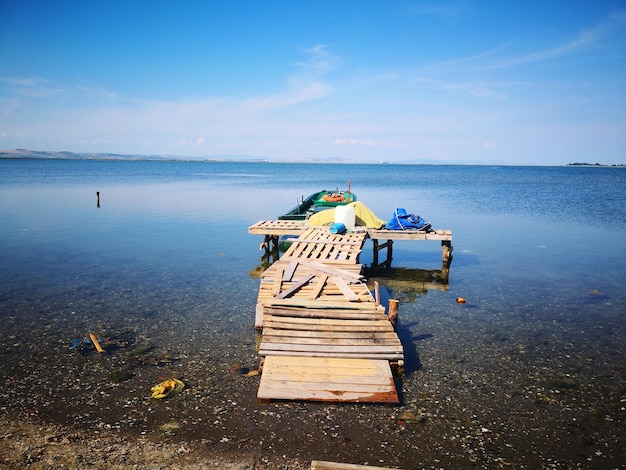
[1,149,624,167]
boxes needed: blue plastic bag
[385,208,431,231]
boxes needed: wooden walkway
[249,220,453,404]
[251,224,403,403]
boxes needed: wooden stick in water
[89,332,105,353]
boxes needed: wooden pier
[249,220,453,404]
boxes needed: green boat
[278,189,357,221]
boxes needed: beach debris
[89,332,105,353]
[151,378,185,399]
[456,297,466,304]
[396,408,430,426]
[69,333,105,352]
[69,338,91,350]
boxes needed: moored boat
[278,189,356,220]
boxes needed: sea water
[0,159,624,350]
[0,158,624,465]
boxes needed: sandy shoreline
[1,419,316,469]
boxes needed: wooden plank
[272,269,283,296]
[282,260,299,281]
[284,238,362,246]
[298,261,363,281]
[263,322,394,333]
[257,350,404,360]
[311,460,398,470]
[367,228,452,241]
[258,343,402,354]
[248,220,307,235]
[254,303,264,329]
[309,274,327,300]
[264,309,386,321]
[262,329,399,340]
[262,305,385,315]
[262,316,395,332]
[332,276,360,302]
[260,335,402,346]
[267,299,385,311]
[276,274,315,299]
[257,356,399,403]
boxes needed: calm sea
[0,158,625,466]
[2,159,624,322]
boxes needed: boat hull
[278,190,357,221]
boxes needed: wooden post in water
[96,191,100,208]
[440,240,453,282]
[388,299,399,330]
[374,280,380,306]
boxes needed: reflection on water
[367,266,450,303]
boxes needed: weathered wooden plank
[262,328,399,339]
[297,261,363,281]
[284,238,362,246]
[276,274,315,299]
[262,317,395,332]
[272,269,283,296]
[257,356,399,403]
[248,220,307,235]
[257,350,404,360]
[254,303,264,329]
[367,228,452,241]
[309,274,328,300]
[263,306,385,317]
[264,310,386,320]
[260,335,402,346]
[262,323,394,334]
[267,298,385,311]
[311,460,398,470]
[282,260,299,281]
[332,276,360,302]
[259,343,403,354]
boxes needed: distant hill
[0,149,226,161]
[567,162,625,167]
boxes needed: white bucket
[335,204,356,230]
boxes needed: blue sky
[1,1,625,164]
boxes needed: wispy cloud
[411,77,509,99]
[293,44,337,77]
[482,12,626,70]
[1,76,66,98]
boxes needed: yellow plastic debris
[150,378,185,399]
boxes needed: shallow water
[0,159,624,468]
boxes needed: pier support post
[259,235,280,268]
[374,280,380,305]
[372,239,393,270]
[388,299,399,330]
[440,240,453,282]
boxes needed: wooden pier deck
[249,220,453,404]
[251,224,403,403]
[249,220,453,271]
